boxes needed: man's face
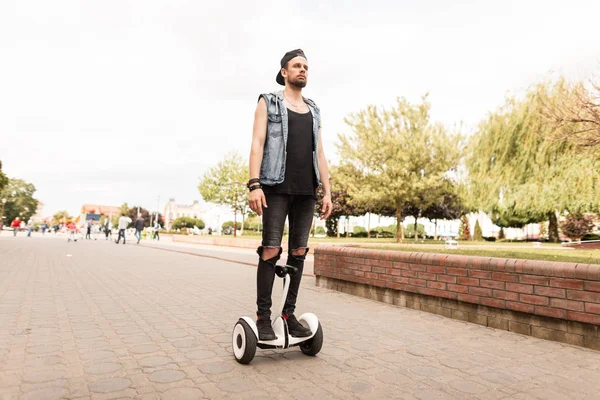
[283,56,308,88]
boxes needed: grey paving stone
[89,377,132,393]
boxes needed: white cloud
[1,0,599,217]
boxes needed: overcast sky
[1,0,599,217]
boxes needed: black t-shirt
[262,108,316,198]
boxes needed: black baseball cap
[276,49,307,86]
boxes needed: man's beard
[289,77,307,88]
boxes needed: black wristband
[247,178,260,188]
[249,184,262,192]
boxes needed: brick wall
[314,246,600,349]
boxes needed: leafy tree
[474,220,483,241]
[315,182,366,237]
[315,226,326,235]
[0,178,39,224]
[421,192,467,240]
[499,227,505,240]
[336,95,463,242]
[0,161,8,194]
[465,80,600,242]
[52,210,70,226]
[172,216,205,230]
[405,223,425,239]
[112,203,131,228]
[127,206,152,227]
[198,151,248,237]
[560,214,595,241]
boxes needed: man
[85,220,92,240]
[153,220,161,241]
[11,217,20,237]
[134,214,145,244]
[116,213,132,244]
[248,49,332,341]
[104,218,112,240]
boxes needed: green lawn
[359,245,600,265]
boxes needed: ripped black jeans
[256,193,316,319]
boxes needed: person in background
[67,220,78,242]
[11,217,20,237]
[116,213,132,244]
[153,220,161,241]
[86,220,92,240]
[104,218,112,240]
[134,214,145,244]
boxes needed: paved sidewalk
[1,237,600,399]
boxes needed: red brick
[550,298,584,311]
[457,277,479,286]
[403,285,419,294]
[480,279,505,290]
[427,266,446,274]
[418,272,436,281]
[535,306,567,319]
[549,278,584,290]
[436,290,457,300]
[534,286,566,298]
[493,290,519,301]
[351,270,365,277]
[481,297,505,309]
[364,272,378,280]
[402,270,418,278]
[393,276,409,284]
[447,284,469,294]
[427,281,446,290]
[385,267,403,276]
[372,266,387,274]
[492,272,518,282]
[457,293,481,304]
[469,287,493,297]
[408,263,426,271]
[417,287,438,296]
[379,274,394,282]
[392,261,409,269]
[506,301,535,313]
[379,260,393,268]
[469,270,491,279]
[409,278,427,287]
[585,303,600,315]
[519,275,549,286]
[567,290,600,303]
[446,267,468,276]
[437,275,457,284]
[358,265,372,272]
[519,294,549,306]
[386,282,404,290]
[567,311,600,325]
[584,281,600,292]
[506,283,534,294]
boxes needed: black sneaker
[285,314,312,337]
[256,318,277,341]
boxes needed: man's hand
[320,193,332,220]
[249,189,268,216]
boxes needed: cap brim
[276,71,285,85]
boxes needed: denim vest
[258,90,322,187]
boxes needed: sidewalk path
[1,237,599,399]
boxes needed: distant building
[164,199,208,231]
[81,204,121,218]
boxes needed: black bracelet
[249,184,262,192]
[247,178,260,188]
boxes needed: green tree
[499,227,505,240]
[198,151,248,237]
[127,206,152,227]
[459,216,471,240]
[0,178,39,224]
[52,210,70,226]
[421,192,467,240]
[0,161,8,194]
[474,220,483,241]
[172,216,205,230]
[315,181,366,237]
[465,79,600,242]
[336,95,463,242]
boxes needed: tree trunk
[337,218,340,238]
[548,211,559,243]
[233,199,237,238]
[434,219,438,240]
[367,212,371,238]
[395,208,403,243]
[414,218,418,241]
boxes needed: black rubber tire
[300,322,323,356]
[233,319,257,364]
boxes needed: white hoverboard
[232,264,323,364]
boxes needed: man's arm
[317,127,332,219]
[248,97,268,216]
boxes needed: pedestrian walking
[115,213,132,244]
[104,219,112,240]
[153,220,161,241]
[11,217,20,237]
[248,49,332,340]
[134,214,145,244]
[85,220,92,240]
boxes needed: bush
[405,223,425,239]
[582,233,600,241]
[483,236,497,242]
[351,231,368,238]
[474,220,483,241]
[560,214,595,241]
[315,226,326,235]
[172,216,205,230]
[353,226,367,234]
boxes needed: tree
[0,178,39,224]
[336,95,463,242]
[474,220,483,241]
[0,161,8,194]
[421,192,467,240]
[465,80,600,242]
[459,216,470,240]
[198,151,248,237]
[560,214,595,241]
[52,210,70,226]
[499,227,505,240]
[172,216,205,230]
[127,206,152,227]
[315,182,366,237]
